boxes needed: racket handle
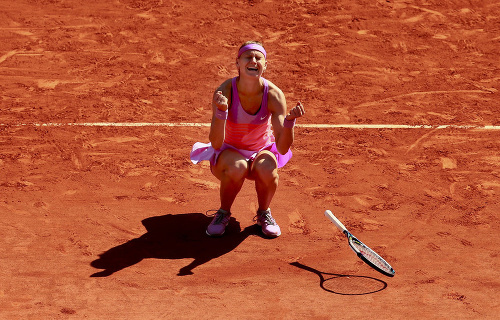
[324,210,348,232]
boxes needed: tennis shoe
[206,209,231,237]
[256,208,281,238]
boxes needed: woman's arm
[268,83,305,155]
[209,79,232,150]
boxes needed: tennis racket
[325,210,395,277]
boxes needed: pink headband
[237,44,267,59]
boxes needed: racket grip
[324,210,347,232]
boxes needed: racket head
[346,233,395,277]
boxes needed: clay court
[1,0,499,319]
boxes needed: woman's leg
[211,149,250,212]
[249,150,279,211]
[249,150,281,237]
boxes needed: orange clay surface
[1,0,499,319]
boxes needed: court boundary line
[0,122,500,130]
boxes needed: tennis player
[190,40,305,238]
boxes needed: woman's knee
[213,150,249,180]
[223,160,249,180]
[251,159,278,184]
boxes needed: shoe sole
[256,221,281,237]
[262,230,281,238]
[206,229,225,237]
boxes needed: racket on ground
[325,210,395,277]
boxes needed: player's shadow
[290,262,388,295]
[90,212,260,277]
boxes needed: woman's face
[236,50,267,78]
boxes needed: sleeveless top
[224,77,274,151]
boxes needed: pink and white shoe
[206,209,231,237]
[256,208,281,238]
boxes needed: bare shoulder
[265,79,286,113]
[266,79,285,100]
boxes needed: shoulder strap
[262,78,269,110]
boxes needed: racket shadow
[290,262,387,295]
[90,212,260,277]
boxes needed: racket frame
[325,210,395,277]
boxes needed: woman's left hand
[285,101,305,121]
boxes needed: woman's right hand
[213,91,229,111]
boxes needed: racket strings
[351,241,393,273]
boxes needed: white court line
[1,122,500,129]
